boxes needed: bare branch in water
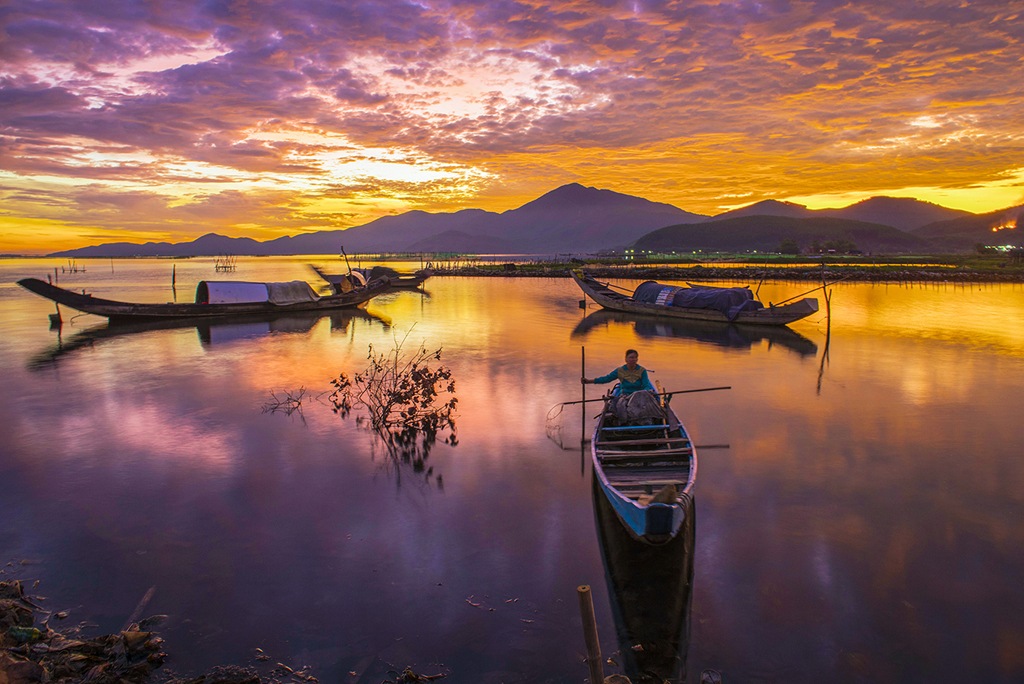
[262,387,309,424]
[329,335,458,484]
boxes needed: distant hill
[51,234,272,258]
[302,208,498,254]
[911,204,1024,250]
[818,196,971,231]
[45,184,1008,257]
[712,200,817,221]
[478,183,708,252]
[404,230,525,254]
[632,215,932,254]
[714,196,970,232]
[49,184,705,257]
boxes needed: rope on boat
[771,273,857,306]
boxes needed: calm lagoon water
[2,256,1023,684]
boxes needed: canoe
[593,469,694,683]
[592,390,696,545]
[572,270,818,326]
[17,276,391,323]
[311,265,432,292]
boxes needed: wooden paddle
[559,385,731,407]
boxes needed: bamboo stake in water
[577,585,604,684]
[581,346,586,475]
[581,346,586,444]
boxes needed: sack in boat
[610,389,666,424]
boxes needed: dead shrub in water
[329,336,457,472]
[260,387,308,423]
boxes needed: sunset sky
[2,0,1023,254]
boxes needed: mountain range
[48,184,1023,257]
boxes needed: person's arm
[583,368,620,385]
[640,369,656,392]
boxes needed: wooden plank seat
[595,437,689,447]
[600,424,669,432]
[603,474,690,486]
[607,477,689,490]
[597,450,692,462]
[601,463,693,477]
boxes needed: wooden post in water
[581,346,587,475]
[581,346,586,441]
[172,264,176,287]
[577,585,604,684]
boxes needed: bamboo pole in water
[581,346,586,476]
[581,346,586,442]
[577,585,604,684]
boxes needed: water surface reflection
[2,261,1023,684]
[27,309,392,371]
[572,309,818,357]
[594,474,695,683]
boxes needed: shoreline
[429,264,1024,283]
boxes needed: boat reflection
[573,309,818,357]
[594,471,695,684]
[28,308,391,371]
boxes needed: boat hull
[591,397,696,545]
[572,270,818,326]
[17,277,391,322]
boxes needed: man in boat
[582,349,663,423]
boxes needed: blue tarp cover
[632,281,765,321]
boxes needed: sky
[2,0,1024,254]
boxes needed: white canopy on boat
[195,281,320,305]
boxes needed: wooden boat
[572,309,818,357]
[311,265,431,292]
[17,276,391,323]
[593,471,694,683]
[592,389,696,544]
[572,270,818,326]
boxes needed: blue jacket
[594,365,655,395]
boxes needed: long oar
[558,385,731,408]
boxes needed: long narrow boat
[572,269,818,326]
[17,276,391,323]
[592,391,696,544]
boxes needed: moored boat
[311,264,432,292]
[572,269,818,326]
[17,276,391,323]
[592,389,696,544]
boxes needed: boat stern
[646,503,675,537]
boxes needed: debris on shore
[0,579,167,684]
[2,579,450,684]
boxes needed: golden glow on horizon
[4,1,1024,253]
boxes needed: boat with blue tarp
[572,269,818,326]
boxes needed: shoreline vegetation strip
[429,265,1024,283]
